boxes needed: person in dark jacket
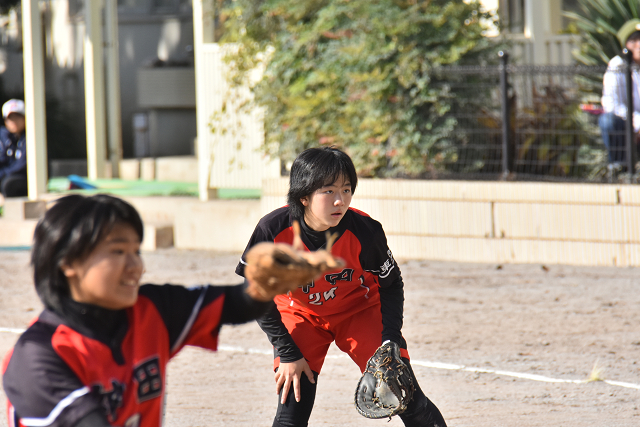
[0,99,27,198]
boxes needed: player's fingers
[303,365,315,384]
[293,375,301,402]
[281,377,292,404]
[275,371,285,394]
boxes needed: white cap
[2,99,25,118]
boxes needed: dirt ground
[1,248,639,426]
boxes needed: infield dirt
[1,248,638,426]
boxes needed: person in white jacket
[599,19,640,167]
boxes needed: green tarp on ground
[47,177,260,199]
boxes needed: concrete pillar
[193,0,217,201]
[105,0,122,179]
[525,0,562,64]
[84,0,107,179]
[21,0,48,200]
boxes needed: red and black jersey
[2,282,269,427]
[236,206,405,362]
[237,206,400,317]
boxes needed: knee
[598,112,616,131]
[599,112,624,133]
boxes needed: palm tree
[564,0,639,65]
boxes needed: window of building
[499,0,525,34]
[68,0,192,17]
[500,0,584,34]
[119,0,191,14]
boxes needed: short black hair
[31,194,144,312]
[287,147,358,219]
[628,31,640,43]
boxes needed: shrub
[216,0,505,177]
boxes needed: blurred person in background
[0,99,27,198]
[599,20,640,170]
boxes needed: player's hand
[275,358,315,404]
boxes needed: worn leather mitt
[354,341,415,419]
[244,221,344,301]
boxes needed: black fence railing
[427,51,639,183]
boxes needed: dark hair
[628,31,640,43]
[287,147,358,219]
[31,194,144,312]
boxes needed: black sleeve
[359,219,402,288]
[235,221,271,277]
[235,208,291,277]
[379,274,407,347]
[139,282,271,352]
[220,280,274,324]
[74,410,111,427]
[139,284,221,350]
[256,303,305,363]
[234,208,301,361]
[358,218,406,346]
[3,324,103,427]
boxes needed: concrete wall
[263,178,640,267]
[195,44,281,193]
[123,196,261,253]
[4,179,640,267]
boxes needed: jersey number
[308,268,354,306]
[134,357,162,402]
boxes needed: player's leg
[272,307,332,427]
[598,112,626,164]
[398,359,447,427]
[273,370,318,427]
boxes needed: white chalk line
[0,327,27,334]
[218,345,640,391]
[409,360,640,390]
[2,328,638,391]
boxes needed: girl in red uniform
[236,147,447,426]
[2,194,274,427]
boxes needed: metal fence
[429,52,639,184]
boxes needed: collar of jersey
[42,298,129,363]
[297,210,349,251]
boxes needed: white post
[193,0,217,200]
[84,0,107,179]
[21,0,48,200]
[525,0,562,64]
[105,0,122,178]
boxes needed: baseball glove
[244,220,345,301]
[354,341,415,419]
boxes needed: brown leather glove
[244,221,344,301]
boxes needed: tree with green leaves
[216,0,504,177]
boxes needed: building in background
[493,0,581,65]
[0,0,584,183]
[0,0,196,175]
